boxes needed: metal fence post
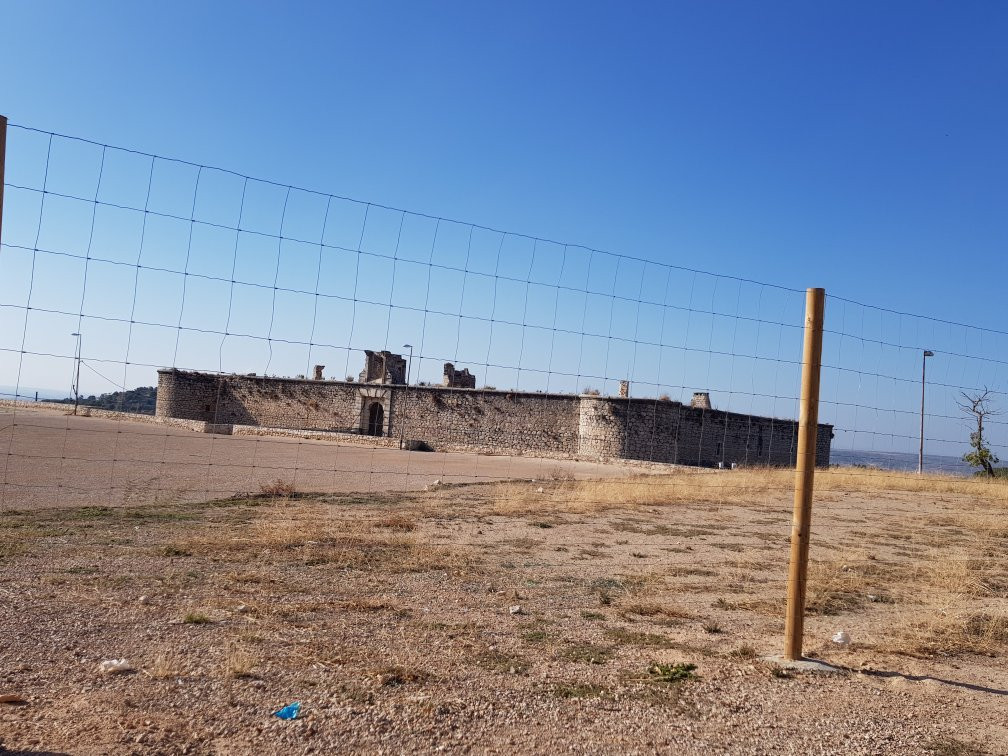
[783,287,826,660]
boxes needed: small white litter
[98,658,134,674]
[536,487,544,494]
[831,630,851,647]
[509,605,524,615]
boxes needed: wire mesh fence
[0,120,1005,512]
[3,119,1008,690]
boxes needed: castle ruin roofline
[154,368,833,433]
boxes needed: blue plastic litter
[274,702,301,720]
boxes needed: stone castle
[155,351,833,468]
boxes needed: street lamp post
[919,349,934,474]
[399,344,414,450]
[70,332,82,416]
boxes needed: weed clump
[647,662,697,683]
[259,479,295,497]
[376,666,429,687]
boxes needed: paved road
[0,408,636,509]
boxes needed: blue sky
[1,1,1006,461]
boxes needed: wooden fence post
[783,287,826,660]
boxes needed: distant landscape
[52,386,157,415]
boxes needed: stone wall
[389,387,581,456]
[156,370,362,431]
[576,396,828,467]
[156,369,833,467]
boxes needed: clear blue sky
[1,1,1006,460]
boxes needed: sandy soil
[0,408,639,510]
[0,466,1005,754]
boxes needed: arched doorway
[367,402,384,436]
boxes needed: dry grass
[258,479,296,497]
[491,466,1008,516]
[372,513,417,531]
[343,597,405,613]
[3,462,1005,751]
[223,645,257,679]
[818,466,1008,503]
[884,611,1008,657]
[485,466,1008,660]
[491,470,783,515]
[618,601,693,623]
[148,654,180,680]
[806,554,899,615]
[176,504,472,574]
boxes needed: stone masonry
[442,363,476,389]
[359,350,406,384]
[691,392,711,409]
[157,357,833,468]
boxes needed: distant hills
[53,386,157,415]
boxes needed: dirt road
[0,408,638,509]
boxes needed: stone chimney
[619,380,630,398]
[313,365,325,381]
[691,391,711,410]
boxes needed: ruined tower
[442,363,476,389]
[359,351,407,385]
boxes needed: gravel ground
[1,471,1005,755]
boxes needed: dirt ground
[1,463,1006,754]
[0,408,639,510]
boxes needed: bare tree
[958,387,1000,477]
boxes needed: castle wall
[156,370,361,430]
[156,369,833,467]
[576,397,822,467]
[388,387,581,456]
[155,369,227,422]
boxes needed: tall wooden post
[784,287,826,660]
[0,115,7,248]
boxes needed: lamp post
[918,349,934,474]
[70,332,82,416]
[399,344,414,450]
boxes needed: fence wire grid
[1,121,1006,514]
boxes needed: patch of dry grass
[484,466,1008,660]
[818,467,1008,504]
[371,513,417,531]
[342,597,410,618]
[223,645,257,679]
[259,479,296,498]
[491,470,785,515]
[619,601,693,623]
[884,611,1008,657]
[489,466,1008,516]
[806,555,899,615]
[176,504,472,574]
[148,654,180,680]
[375,666,430,687]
